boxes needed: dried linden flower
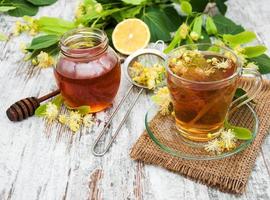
[151,87,172,115]
[36,51,55,68]
[130,61,165,89]
[69,120,80,132]
[45,102,59,122]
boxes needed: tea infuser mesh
[92,42,167,156]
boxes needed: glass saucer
[145,104,258,160]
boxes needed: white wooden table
[0,1,270,199]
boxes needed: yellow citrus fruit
[112,18,150,55]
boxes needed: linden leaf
[65,104,91,115]
[248,54,270,74]
[121,0,146,5]
[243,45,267,58]
[0,6,16,12]
[51,95,63,109]
[35,104,47,117]
[223,31,256,46]
[26,0,57,6]
[26,34,60,51]
[37,17,76,35]
[224,120,252,140]
[7,0,39,17]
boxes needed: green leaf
[243,45,267,58]
[76,106,91,115]
[140,7,172,42]
[0,6,16,12]
[192,15,203,36]
[189,0,208,12]
[215,0,227,15]
[164,28,181,54]
[35,104,47,117]
[223,31,256,46]
[37,17,76,35]
[28,43,59,59]
[181,1,192,15]
[7,0,39,17]
[112,6,142,22]
[65,105,91,115]
[205,16,217,35]
[26,0,57,6]
[51,95,63,109]
[213,14,244,35]
[224,120,252,140]
[121,0,146,5]
[26,34,60,51]
[0,32,8,41]
[248,54,270,74]
[163,6,183,32]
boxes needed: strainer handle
[92,86,143,156]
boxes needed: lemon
[112,18,150,55]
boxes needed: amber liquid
[168,55,238,142]
[54,48,121,113]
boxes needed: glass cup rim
[166,43,242,85]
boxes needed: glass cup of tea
[54,28,121,113]
[166,44,262,142]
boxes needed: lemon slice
[112,18,151,55]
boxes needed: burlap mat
[130,79,270,194]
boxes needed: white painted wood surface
[0,0,270,199]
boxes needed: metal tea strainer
[92,41,167,156]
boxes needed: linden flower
[245,62,259,71]
[179,23,189,39]
[45,102,59,122]
[233,45,247,64]
[68,120,80,132]
[205,139,223,154]
[190,31,199,41]
[59,114,68,124]
[152,87,172,115]
[220,129,236,150]
[83,114,94,128]
[75,2,85,18]
[69,111,82,123]
[13,21,27,36]
[36,51,55,68]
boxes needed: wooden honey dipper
[6,89,60,122]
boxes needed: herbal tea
[167,49,238,142]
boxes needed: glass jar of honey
[54,28,121,113]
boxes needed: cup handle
[230,68,263,113]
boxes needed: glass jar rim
[166,43,242,85]
[59,27,108,59]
